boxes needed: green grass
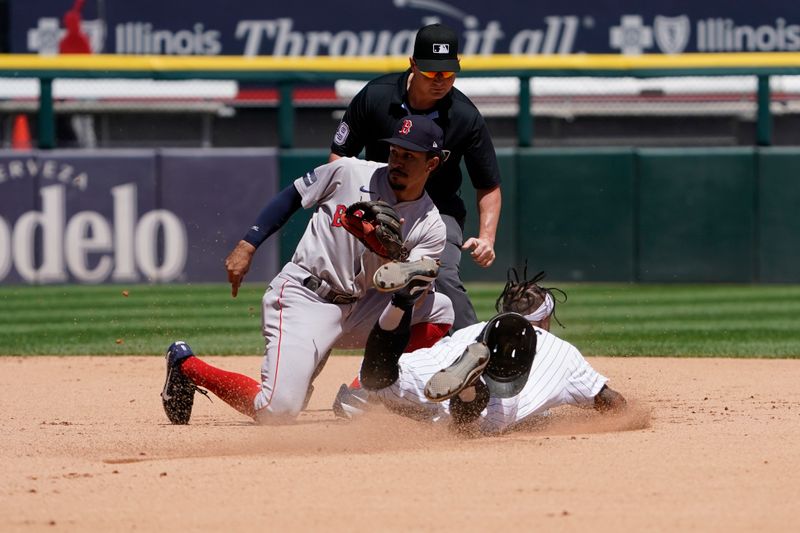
[0,282,799,357]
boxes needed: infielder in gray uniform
[161,115,455,425]
[336,267,626,433]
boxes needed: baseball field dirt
[1,356,798,531]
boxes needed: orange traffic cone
[12,114,33,150]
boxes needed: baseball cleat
[161,340,202,425]
[373,257,439,293]
[332,383,371,420]
[424,342,491,402]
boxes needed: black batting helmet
[478,312,537,398]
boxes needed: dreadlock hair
[495,261,568,328]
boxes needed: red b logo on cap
[399,119,412,135]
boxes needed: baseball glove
[342,200,409,261]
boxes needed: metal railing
[1,52,799,149]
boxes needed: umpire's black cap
[413,23,461,72]
[479,312,537,398]
[382,115,444,156]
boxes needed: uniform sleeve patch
[334,121,350,145]
[302,170,318,187]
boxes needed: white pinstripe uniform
[254,157,453,421]
[371,322,608,434]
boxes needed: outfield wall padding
[637,148,757,282]
[2,147,798,284]
[757,149,800,283]
[276,147,799,283]
[516,148,636,282]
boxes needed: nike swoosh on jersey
[360,186,377,194]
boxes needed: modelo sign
[1,182,185,284]
[0,153,184,284]
[0,149,280,284]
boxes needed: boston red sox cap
[382,115,444,156]
[413,23,461,73]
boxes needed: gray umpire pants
[435,215,478,332]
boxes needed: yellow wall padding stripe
[0,53,799,73]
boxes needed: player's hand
[462,237,495,268]
[225,240,256,297]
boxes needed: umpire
[329,23,501,332]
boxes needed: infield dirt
[1,356,798,532]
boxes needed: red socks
[406,322,451,352]
[181,322,450,408]
[180,356,261,419]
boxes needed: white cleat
[424,342,490,402]
[373,257,439,293]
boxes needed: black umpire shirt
[331,70,501,226]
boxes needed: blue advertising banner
[159,148,279,283]
[0,153,38,284]
[0,150,160,284]
[45,150,158,284]
[9,0,800,56]
[0,148,281,285]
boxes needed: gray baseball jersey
[253,157,452,422]
[371,322,608,434]
[291,157,446,297]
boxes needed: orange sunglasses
[418,69,456,79]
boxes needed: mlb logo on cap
[413,23,461,73]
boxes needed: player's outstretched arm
[224,240,256,297]
[224,184,303,297]
[593,384,627,412]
